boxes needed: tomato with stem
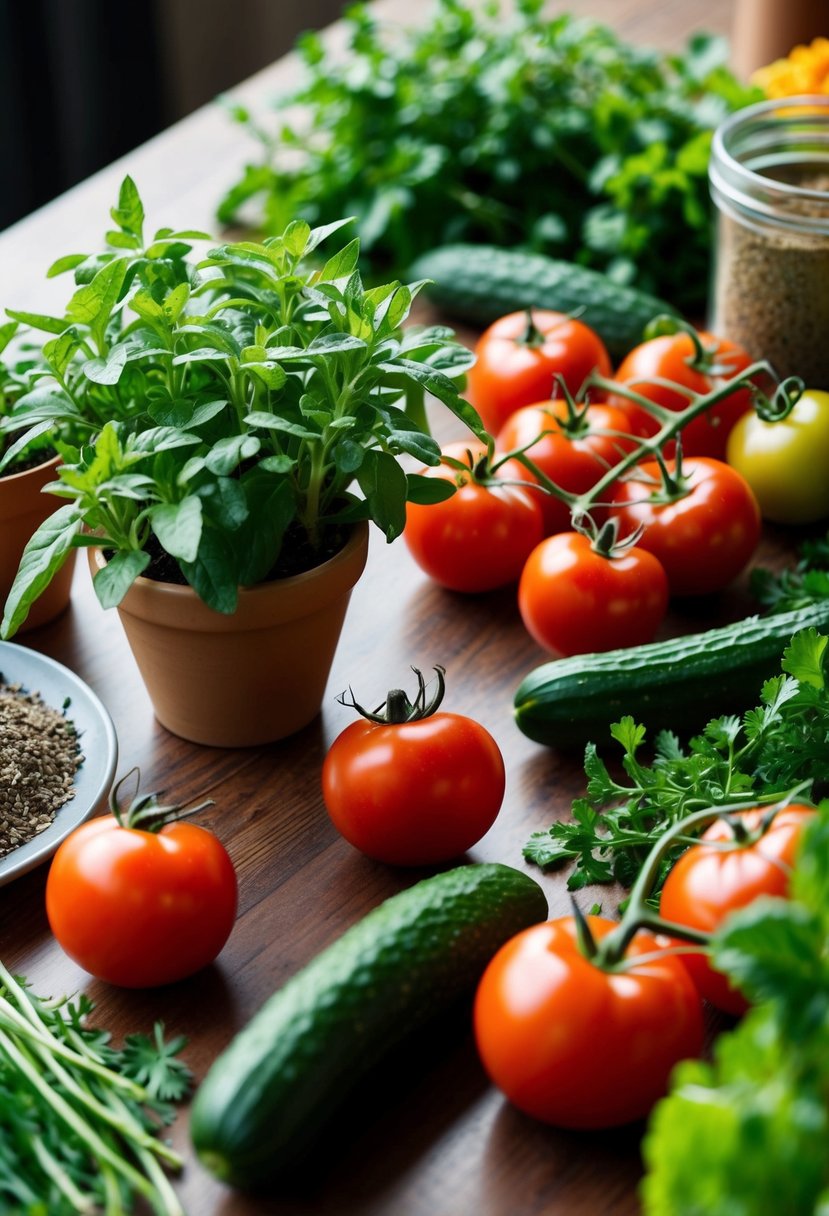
[322,666,505,866]
[404,441,544,592]
[518,520,669,656]
[609,453,761,597]
[607,323,754,459]
[46,772,238,988]
[659,803,815,1015]
[496,394,637,535]
[727,387,829,525]
[474,913,704,1129]
[466,309,612,436]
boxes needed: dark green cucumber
[190,862,547,1186]
[408,244,679,361]
[514,601,829,749]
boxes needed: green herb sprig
[0,962,190,1215]
[219,0,759,310]
[524,628,829,898]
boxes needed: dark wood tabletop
[2,2,794,1213]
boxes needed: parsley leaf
[524,627,829,900]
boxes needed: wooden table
[2,2,758,1213]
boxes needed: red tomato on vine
[404,441,544,592]
[659,804,815,1015]
[608,455,761,597]
[46,773,238,988]
[474,915,704,1129]
[607,327,754,459]
[322,666,505,866]
[466,309,612,435]
[518,524,669,656]
[496,397,637,535]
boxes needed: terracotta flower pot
[89,522,369,747]
[0,454,76,632]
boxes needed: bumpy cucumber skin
[190,863,547,1186]
[514,602,829,749]
[408,244,679,361]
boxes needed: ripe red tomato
[404,441,544,592]
[609,456,761,597]
[466,310,612,435]
[659,804,814,1015]
[46,806,238,989]
[496,399,637,534]
[322,670,505,866]
[607,330,754,459]
[518,531,669,656]
[474,916,704,1128]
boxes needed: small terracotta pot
[0,454,76,632]
[89,522,369,747]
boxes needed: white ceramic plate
[0,643,118,886]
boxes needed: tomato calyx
[573,513,643,560]
[337,664,447,725]
[643,314,735,379]
[109,767,214,833]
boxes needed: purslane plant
[0,177,479,634]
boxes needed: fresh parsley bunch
[641,801,829,1214]
[0,177,479,635]
[0,962,190,1215]
[219,0,759,310]
[524,628,829,897]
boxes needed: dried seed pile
[712,171,829,388]
[0,681,83,858]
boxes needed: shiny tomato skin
[660,804,815,1016]
[609,457,761,598]
[322,713,506,866]
[726,389,829,524]
[404,442,544,592]
[496,399,637,535]
[46,817,238,988]
[474,916,704,1128]
[466,310,612,436]
[608,331,754,459]
[518,531,669,656]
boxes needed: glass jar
[708,95,829,388]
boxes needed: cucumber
[408,244,680,361]
[514,601,829,749]
[190,862,547,1186]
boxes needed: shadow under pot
[88,521,369,747]
[1,454,77,632]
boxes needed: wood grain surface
[1,3,774,1214]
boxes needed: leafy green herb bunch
[0,177,478,636]
[0,323,58,473]
[218,0,760,311]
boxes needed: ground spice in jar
[713,171,829,387]
[709,98,829,389]
[0,681,83,858]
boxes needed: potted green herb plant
[0,178,479,745]
[0,323,78,631]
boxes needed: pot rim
[88,518,371,633]
[0,450,62,485]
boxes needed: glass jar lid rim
[713,95,829,200]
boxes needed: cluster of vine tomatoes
[474,801,815,1128]
[405,308,766,657]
